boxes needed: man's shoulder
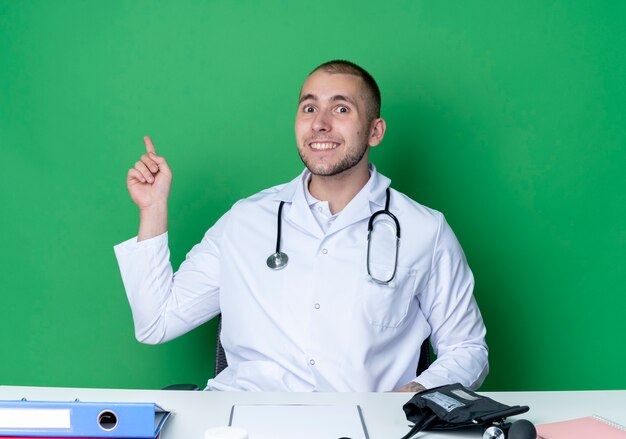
[390,188,444,225]
[389,189,467,251]
[229,173,301,212]
[371,167,443,226]
[240,182,288,203]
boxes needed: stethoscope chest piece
[267,200,289,270]
[266,251,289,270]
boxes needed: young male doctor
[114,60,489,392]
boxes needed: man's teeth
[310,142,337,150]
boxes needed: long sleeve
[415,214,489,389]
[113,216,226,344]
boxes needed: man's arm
[395,214,488,392]
[115,136,221,344]
[423,215,488,389]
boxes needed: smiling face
[295,70,385,179]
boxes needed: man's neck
[308,164,371,215]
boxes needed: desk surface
[1,386,625,438]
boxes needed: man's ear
[368,118,386,147]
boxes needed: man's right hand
[126,136,172,240]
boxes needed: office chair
[164,315,433,390]
[214,317,228,376]
[161,317,225,391]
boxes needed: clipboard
[229,404,369,439]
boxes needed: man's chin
[306,163,342,177]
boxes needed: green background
[1,1,624,391]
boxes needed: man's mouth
[309,141,340,151]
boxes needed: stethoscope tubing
[275,201,286,254]
[366,188,401,284]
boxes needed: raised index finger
[144,135,157,155]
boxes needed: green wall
[1,1,624,391]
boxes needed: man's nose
[312,111,332,131]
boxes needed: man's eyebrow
[330,94,357,106]
[298,93,357,105]
[299,93,317,104]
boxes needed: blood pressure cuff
[401,383,529,438]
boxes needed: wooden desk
[1,386,625,438]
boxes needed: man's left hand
[394,382,427,393]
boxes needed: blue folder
[0,399,171,438]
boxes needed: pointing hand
[126,136,172,211]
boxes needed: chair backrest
[416,338,431,375]
[214,317,228,377]
[214,315,432,378]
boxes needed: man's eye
[303,106,315,113]
[336,106,349,113]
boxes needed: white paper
[230,404,368,439]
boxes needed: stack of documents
[536,415,626,438]
[0,399,170,438]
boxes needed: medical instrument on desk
[401,383,534,439]
[483,419,537,439]
[266,188,401,285]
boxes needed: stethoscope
[266,187,401,284]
